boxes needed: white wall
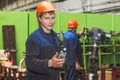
[1,0,120,13]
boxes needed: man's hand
[75,61,83,71]
[48,52,65,68]
[79,27,85,36]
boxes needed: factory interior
[0,0,120,80]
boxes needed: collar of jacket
[39,26,56,38]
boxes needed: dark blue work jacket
[25,27,60,80]
[63,30,83,66]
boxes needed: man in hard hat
[63,19,85,80]
[25,1,65,80]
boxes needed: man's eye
[45,17,49,19]
[52,17,55,19]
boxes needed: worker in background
[63,19,85,80]
[25,1,65,80]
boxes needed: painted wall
[86,14,113,32]
[0,11,120,64]
[0,11,28,64]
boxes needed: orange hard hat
[67,19,79,29]
[36,1,55,15]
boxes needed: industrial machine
[85,27,111,80]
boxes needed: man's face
[71,27,77,33]
[39,11,55,33]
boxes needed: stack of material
[98,70,112,80]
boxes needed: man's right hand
[75,61,83,71]
[48,52,65,68]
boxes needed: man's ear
[38,17,41,22]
